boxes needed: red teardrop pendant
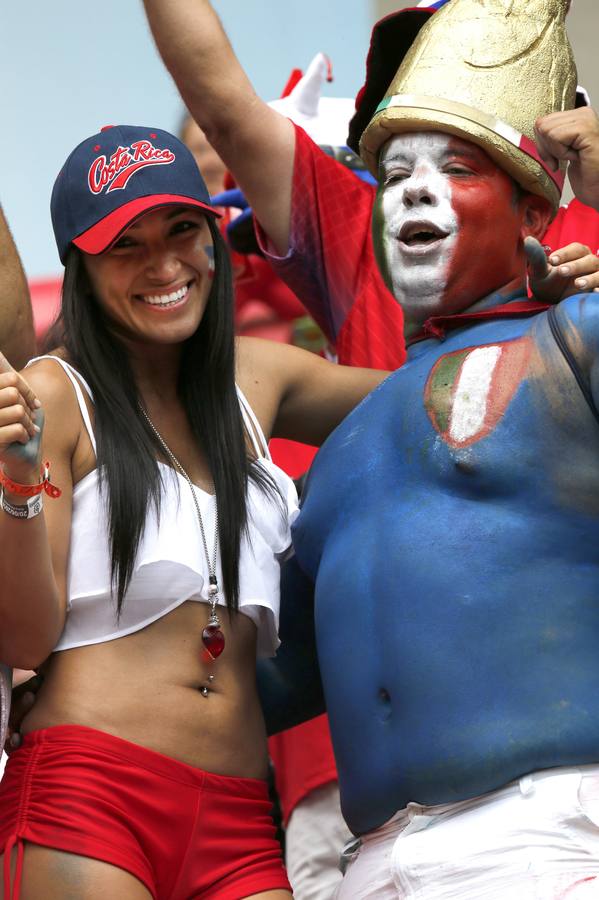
[202,622,225,660]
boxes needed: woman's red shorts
[0,725,291,899]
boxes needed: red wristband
[0,462,62,499]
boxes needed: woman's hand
[526,237,599,303]
[0,351,43,483]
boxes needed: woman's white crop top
[28,356,299,658]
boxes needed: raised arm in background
[0,207,35,369]
[143,0,295,256]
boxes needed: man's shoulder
[554,293,599,345]
[543,294,599,384]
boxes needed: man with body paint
[142,0,599,896]
[267,2,599,895]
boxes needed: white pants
[337,766,599,899]
[286,781,353,900]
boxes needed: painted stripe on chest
[424,338,531,448]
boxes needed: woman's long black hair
[47,216,280,617]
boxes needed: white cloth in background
[286,781,353,900]
[0,663,10,755]
[336,765,599,899]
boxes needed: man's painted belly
[312,511,599,833]
[293,321,599,834]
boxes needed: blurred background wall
[1,0,596,283]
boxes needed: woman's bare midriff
[21,600,270,780]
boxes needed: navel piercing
[200,674,215,697]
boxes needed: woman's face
[82,205,214,348]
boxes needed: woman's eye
[110,238,137,252]
[171,220,199,236]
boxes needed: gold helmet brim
[361,95,565,215]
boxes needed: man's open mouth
[398,221,450,251]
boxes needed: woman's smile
[134,279,194,311]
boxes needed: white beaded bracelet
[0,489,44,520]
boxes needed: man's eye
[445,165,472,176]
[383,172,409,186]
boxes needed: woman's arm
[236,337,389,447]
[0,357,76,669]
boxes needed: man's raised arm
[143,0,295,256]
[0,207,35,369]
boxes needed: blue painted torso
[293,295,599,835]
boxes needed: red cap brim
[72,194,220,256]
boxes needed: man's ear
[520,194,553,241]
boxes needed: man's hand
[526,236,599,302]
[4,672,41,752]
[535,107,599,211]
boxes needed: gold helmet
[360,0,577,213]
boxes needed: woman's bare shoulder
[21,348,71,391]
[22,350,85,451]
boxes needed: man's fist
[535,107,599,212]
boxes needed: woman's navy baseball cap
[51,124,220,264]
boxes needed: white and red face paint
[374,133,526,334]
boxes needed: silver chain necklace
[139,406,226,690]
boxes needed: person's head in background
[179,112,227,198]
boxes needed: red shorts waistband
[20,724,267,796]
